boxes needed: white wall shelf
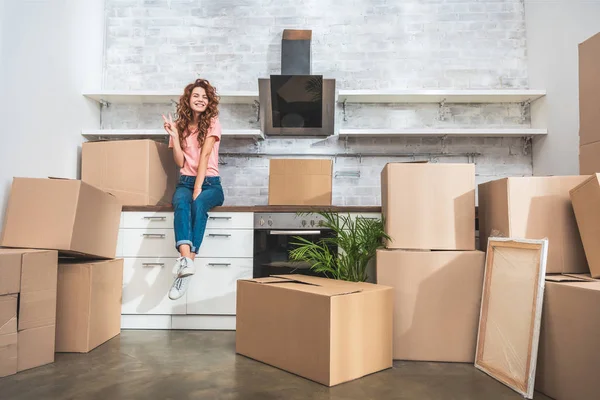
[338,128,548,138]
[83,90,259,105]
[82,129,264,141]
[337,89,546,104]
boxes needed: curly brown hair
[175,79,220,149]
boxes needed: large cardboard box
[82,139,177,206]
[55,258,124,353]
[579,141,600,174]
[570,174,600,278]
[536,277,600,400]
[268,159,332,206]
[376,249,485,362]
[478,176,589,274]
[381,162,475,250]
[578,32,600,147]
[0,249,58,375]
[1,178,122,259]
[236,275,393,386]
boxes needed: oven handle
[268,230,322,235]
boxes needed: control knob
[267,219,273,227]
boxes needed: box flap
[545,275,587,283]
[242,275,362,297]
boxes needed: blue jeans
[172,175,225,254]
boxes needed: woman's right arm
[170,137,185,168]
[163,114,185,168]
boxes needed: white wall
[526,0,600,175]
[0,0,105,220]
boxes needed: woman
[162,79,224,300]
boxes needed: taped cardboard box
[381,162,476,250]
[478,176,589,274]
[236,275,393,386]
[536,275,600,400]
[579,141,600,174]
[570,174,600,278]
[82,139,177,206]
[1,177,122,259]
[55,258,124,353]
[376,249,484,362]
[268,159,332,206]
[578,32,600,146]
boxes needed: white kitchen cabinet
[186,258,253,315]
[121,257,186,315]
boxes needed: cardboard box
[570,174,600,278]
[17,325,55,372]
[236,275,393,386]
[579,141,600,174]
[55,258,123,353]
[376,249,485,362]
[0,333,17,378]
[1,178,122,259]
[268,159,332,206]
[478,176,589,274]
[578,32,600,146]
[0,295,17,335]
[381,162,476,250]
[82,139,177,206]
[536,277,600,400]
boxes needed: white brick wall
[103,0,532,206]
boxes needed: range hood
[258,30,335,136]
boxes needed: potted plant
[289,211,390,282]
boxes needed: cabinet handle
[208,233,231,238]
[143,216,166,221]
[142,262,165,267]
[209,216,232,220]
[207,263,231,267]
[142,233,166,238]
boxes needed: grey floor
[0,331,552,400]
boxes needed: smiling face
[189,86,208,113]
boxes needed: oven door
[253,228,337,279]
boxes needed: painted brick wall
[103,0,532,206]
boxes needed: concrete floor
[0,331,552,400]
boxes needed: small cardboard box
[478,176,589,274]
[236,275,393,386]
[55,258,124,353]
[376,249,485,362]
[570,174,600,278]
[268,159,332,206]
[82,139,178,206]
[579,141,600,174]
[1,177,122,259]
[535,276,600,400]
[381,162,476,250]
[578,32,600,147]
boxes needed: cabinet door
[122,212,174,229]
[121,258,186,315]
[120,229,179,257]
[197,229,253,258]
[186,258,253,315]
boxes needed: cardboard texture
[578,32,600,146]
[376,249,485,362]
[55,258,124,353]
[268,159,332,206]
[0,295,17,335]
[536,279,600,400]
[82,139,177,206]
[1,177,122,259]
[0,333,17,378]
[570,174,600,278]
[475,238,548,399]
[478,176,589,274]
[381,163,475,250]
[236,274,393,386]
[0,250,21,295]
[17,324,55,372]
[579,141,600,174]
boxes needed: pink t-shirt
[169,118,221,177]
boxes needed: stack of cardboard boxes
[0,177,124,377]
[376,162,486,363]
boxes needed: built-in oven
[253,212,337,278]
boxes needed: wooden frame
[474,237,549,399]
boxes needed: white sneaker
[172,257,196,277]
[168,275,192,300]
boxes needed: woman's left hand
[193,187,202,200]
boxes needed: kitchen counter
[122,205,383,213]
